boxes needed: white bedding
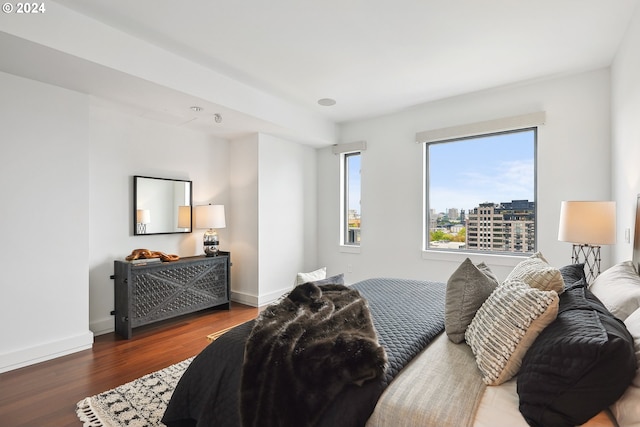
[366,332,483,427]
[368,333,617,427]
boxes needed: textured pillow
[505,252,564,293]
[465,279,559,385]
[517,281,637,427]
[610,307,640,427]
[590,261,640,321]
[295,267,327,286]
[445,258,499,343]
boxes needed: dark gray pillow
[517,281,636,426]
[445,258,499,343]
[307,273,345,286]
[559,263,586,289]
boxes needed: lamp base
[203,228,219,257]
[571,244,601,284]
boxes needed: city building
[466,200,535,253]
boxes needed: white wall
[258,134,318,303]
[319,69,612,284]
[230,133,318,306]
[0,71,93,373]
[612,3,640,263]
[88,101,231,334]
[229,134,260,304]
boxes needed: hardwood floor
[0,303,259,427]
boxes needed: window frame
[423,127,538,256]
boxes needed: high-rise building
[466,200,535,253]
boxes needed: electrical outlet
[626,228,631,243]
[347,264,353,273]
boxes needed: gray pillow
[445,258,499,343]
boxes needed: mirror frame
[133,175,193,236]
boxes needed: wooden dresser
[112,252,230,339]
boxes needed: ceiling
[3,0,639,142]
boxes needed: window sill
[339,245,361,254]
[421,249,525,268]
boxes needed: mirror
[133,175,192,235]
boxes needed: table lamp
[195,204,226,256]
[558,201,616,283]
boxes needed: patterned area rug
[76,358,193,427]
[76,327,240,426]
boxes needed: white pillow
[610,307,640,425]
[590,261,640,321]
[505,252,564,294]
[465,279,559,385]
[295,267,327,286]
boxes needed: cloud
[430,158,534,212]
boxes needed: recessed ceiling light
[190,106,203,112]
[317,98,336,106]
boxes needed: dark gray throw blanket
[240,283,387,427]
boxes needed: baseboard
[230,290,258,307]
[230,286,290,308]
[0,331,94,374]
[258,287,290,306]
[91,316,115,336]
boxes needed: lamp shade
[177,205,191,228]
[195,204,226,229]
[136,209,151,224]
[558,201,616,245]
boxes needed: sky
[428,129,535,214]
[347,154,361,212]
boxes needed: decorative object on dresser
[195,204,226,256]
[557,200,616,283]
[125,248,180,262]
[112,253,230,339]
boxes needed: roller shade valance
[415,112,545,144]
[332,140,367,154]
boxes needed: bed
[163,210,640,427]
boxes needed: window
[425,128,537,255]
[342,152,361,246]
